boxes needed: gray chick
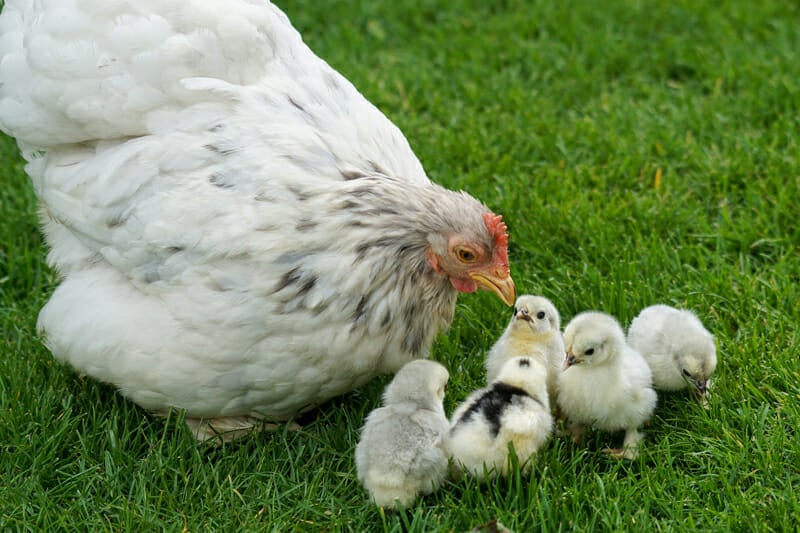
[355,359,450,509]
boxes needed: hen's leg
[185,416,301,444]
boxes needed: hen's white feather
[2,0,427,183]
[0,1,503,438]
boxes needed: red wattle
[450,277,477,293]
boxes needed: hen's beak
[470,272,516,306]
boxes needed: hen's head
[426,211,515,306]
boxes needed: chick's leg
[567,421,587,443]
[603,428,643,460]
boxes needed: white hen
[355,360,450,509]
[485,294,564,406]
[627,304,717,400]
[0,1,516,441]
[557,311,657,459]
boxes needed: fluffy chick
[627,304,717,402]
[355,360,450,509]
[485,295,564,406]
[557,311,657,460]
[450,356,553,478]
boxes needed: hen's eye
[585,348,595,356]
[456,247,477,263]
[536,311,546,320]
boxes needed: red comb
[483,213,509,247]
[483,213,510,275]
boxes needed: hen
[0,1,515,440]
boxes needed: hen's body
[0,1,513,438]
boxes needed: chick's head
[496,356,549,400]
[562,311,625,368]
[675,335,717,394]
[383,359,449,407]
[510,295,560,335]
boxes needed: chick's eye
[536,311,546,320]
[585,348,595,356]
[682,369,691,377]
[456,247,477,263]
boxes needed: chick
[627,304,716,403]
[485,295,564,407]
[450,356,553,478]
[355,359,450,509]
[557,311,657,460]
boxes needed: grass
[1,0,799,530]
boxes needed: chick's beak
[695,380,708,395]
[563,352,578,370]
[470,271,516,306]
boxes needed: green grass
[2,0,799,530]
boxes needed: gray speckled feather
[0,1,512,441]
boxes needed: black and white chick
[557,311,657,460]
[627,304,717,404]
[485,295,564,407]
[355,360,450,509]
[450,356,553,478]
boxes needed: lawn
[1,0,799,531]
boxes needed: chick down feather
[627,304,717,396]
[355,360,450,509]
[485,295,564,406]
[557,311,657,459]
[450,357,553,478]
